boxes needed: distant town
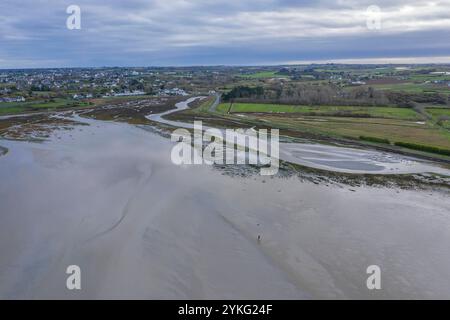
[0,67,196,103]
[1,65,450,106]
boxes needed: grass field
[367,82,450,94]
[241,114,450,150]
[0,98,91,115]
[427,108,450,118]
[216,103,422,120]
[408,74,450,82]
[236,71,280,79]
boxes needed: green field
[217,103,421,120]
[367,82,450,94]
[236,71,280,79]
[408,74,450,81]
[427,108,450,118]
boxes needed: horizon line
[2,56,450,71]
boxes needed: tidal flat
[0,100,450,299]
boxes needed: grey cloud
[0,0,449,67]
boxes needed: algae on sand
[0,145,8,156]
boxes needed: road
[208,93,221,112]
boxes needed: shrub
[359,136,390,144]
[394,142,450,156]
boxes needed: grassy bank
[0,98,92,115]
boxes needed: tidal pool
[0,106,450,299]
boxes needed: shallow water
[1,113,450,299]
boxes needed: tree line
[223,84,449,107]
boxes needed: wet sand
[1,114,450,299]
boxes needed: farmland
[236,71,280,79]
[216,103,422,120]
[247,114,450,150]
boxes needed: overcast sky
[1,0,450,68]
